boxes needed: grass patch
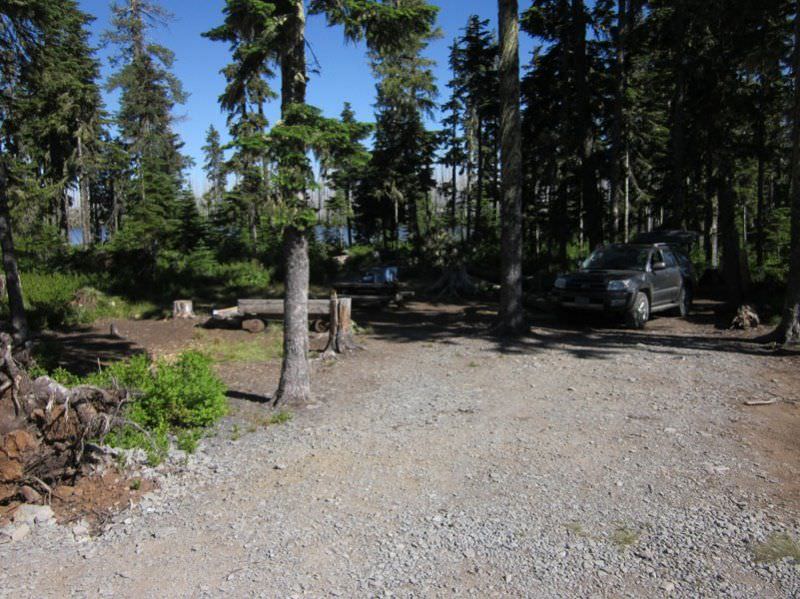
[468,360,478,368]
[754,534,800,563]
[268,410,293,425]
[565,521,587,536]
[190,328,282,363]
[610,525,640,548]
[352,321,374,335]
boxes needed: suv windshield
[582,245,650,271]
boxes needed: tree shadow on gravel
[356,300,784,361]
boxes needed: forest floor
[1,300,799,597]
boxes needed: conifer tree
[202,125,227,215]
[104,0,189,257]
[1,1,102,344]
[321,103,372,247]
[207,0,438,405]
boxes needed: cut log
[237,299,330,318]
[242,318,266,334]
[311,319,329,333]
[173,300,195,319]
[323,293,360,356]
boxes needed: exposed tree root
[0,334,128,503]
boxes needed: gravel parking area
[1,302,799,597]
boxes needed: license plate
[575,296,590,305]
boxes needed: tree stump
[242,318,266,334]
[172,300,195,319]
[323,293,359,357]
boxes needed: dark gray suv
[552,243,690,328]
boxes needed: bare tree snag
[172,300,195,319]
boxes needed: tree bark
[274,226,312,405]
[610,0,627,242]
[0,161,28,346]
[717,157,747,306]
[497,0,525,335]
[771,5,800,344]
[77,135,91,247]
[573,0,602,248]
[274,0,311,405]
[475,118,484,240]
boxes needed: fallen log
[0,334,127,503]
[237,299,330,318]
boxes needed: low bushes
[0,273,158,331]
[39,351,227,464]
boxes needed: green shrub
[44,351,227,463]
[0,273,159,331]
[17,272,88,330]
[211,260,272,290]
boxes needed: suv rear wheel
[626,291,649,329]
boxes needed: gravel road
[1,303,799,598]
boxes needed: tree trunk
[77,135,92,248]
[465,160,472,242]
[772,6,800,344]
[451,138,458,232]
[59,191,69,242]
[717,157,747,306]
[346,186,353,247]
[668,11,688,227]
[756,134,766,268]
[475,118,484,240]
[274,0,311,406]
[0,162,28,346]
[497,0,525,335]
[275,226,312,405]
[573,0,602,248]
[610,0,627,242]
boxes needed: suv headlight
[554,277,567,289]
[607,279,632,291]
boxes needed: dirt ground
[32,299,800,521]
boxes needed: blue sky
[77,1,535,194]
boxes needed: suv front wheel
[626,291,650,329]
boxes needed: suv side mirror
[652,261,667,271]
